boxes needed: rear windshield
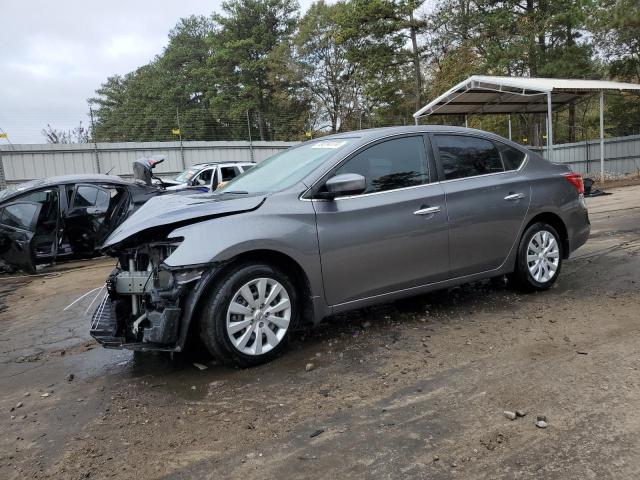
[217,139,355,195]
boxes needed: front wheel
[510,222,563,291]
[199,263,298,367]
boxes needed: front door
[313,135,450,306]
[0,202,42,273]
[431,134,531,277]
[64,184,111,256]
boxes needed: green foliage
[295,1,362,132]
[87,0,640,143]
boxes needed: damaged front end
[90,240,206,352]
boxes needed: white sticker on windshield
[311,140,348,149]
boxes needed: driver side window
[334,136,430,194]
[194,169,213,186]
[0,203,39,231]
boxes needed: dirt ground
[1,185,640,480]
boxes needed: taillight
[564,172,584,194]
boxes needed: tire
[510,222,563,292]
[199,262,298,367]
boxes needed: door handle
[413,206,441,216]
[504,193,525,201]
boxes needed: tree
[426,0,600,143]
[335,0,427,118]
[207,0,308,140]
[295,1,361,133]
[90,16,220,142]
[590,0,640,136]
[42,122,90,144]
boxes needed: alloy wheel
[226,277,292,355]
[526,230,560,283]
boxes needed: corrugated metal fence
[533,134,640,177]
[0,140,297,187]
[1,134,639,189]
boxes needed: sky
[0,0,315,144]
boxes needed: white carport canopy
[414,75,640,181]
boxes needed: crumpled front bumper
[90,264,205,352]
[90,295,182,351]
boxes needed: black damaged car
[0,174,160,273]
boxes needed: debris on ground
[504,410,516,420]
[305,363,315,372]
[536,420,548,429]
[66,374,75,382]
[310,429,324,438]
[193,363,208,371]
[516,410,527,417]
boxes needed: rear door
[431,134,530,277]
[313,134,450,306]
[0,202,42,272]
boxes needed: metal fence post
[89,108,101,173]
[176,107,185,170]
[0,148,6,190]
[246,110,255,163]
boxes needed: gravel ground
[1,185,639,480]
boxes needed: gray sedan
[91,126,590,367]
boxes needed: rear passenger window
[73,186,99,208]
[96,189,110,211]
[220,167,239,182]
[495,142,526,170]
[334,136,429,194]
[434,135,503,180]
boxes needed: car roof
[192,161,254,168]
[0,174,130,203]
[322,125,502,141]
[314,125,530,154]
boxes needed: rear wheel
[199,263,298,367]
[510,222,563,291]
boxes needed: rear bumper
[570,221,590,254]
[567,201,590,255]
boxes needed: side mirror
[316,173,366,199]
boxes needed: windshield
[217,138,356,194]
[174,166,206,183]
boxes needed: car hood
[102,193,266,249]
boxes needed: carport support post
[546,92,554,161]
[465,115,468,128]
[508,115,512,141]
[599,91,605,185]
